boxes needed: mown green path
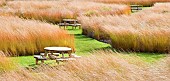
[68,28,166,63]
[11,28,166,67]
[68,29,110,55]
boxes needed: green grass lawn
[11,27,166,67]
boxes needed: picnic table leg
[68,51,72,58]
[72,26,74,29]
[41,60,44,64]
[79,25,81,29]
[51,50,53,55]
[64,21,66,30]
[56,60,59,64]
[36,58,38,65]
[74,26,76,29]
[62,52,64,58]
[73,20,77,29]
[44,50,48,60]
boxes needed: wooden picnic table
[34,47,80,64]
[130,5,143,12]
[44,47,72,58]
[59,19,81,29]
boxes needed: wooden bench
[55,53,81,64]
[59,19,81,29]
[34,55,47,65]
[71,53,81,58]
[56,57,76,64]
[34,53,60,65]
[130,5,143,12]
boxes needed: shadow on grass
[92,46,113,51]
[75,34,94,41]
[27,61,59,70]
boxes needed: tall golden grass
[140,2,170,13]
[0,16,75,56]
[79,3,170,53]
[0,51,16,72]
[90,0,170,6]
[0,50,169,81]
[0,0,6,7]
[0,0,130,23]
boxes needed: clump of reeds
[0,50,169,81]
[0,16,74,56]
[0,0,130,23]
[79,3,170,53]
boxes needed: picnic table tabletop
[44,47,72,51]
[63,19,78,22]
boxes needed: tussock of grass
[0,50,169,81]
[0,16,74,56]
[79,3,170,53]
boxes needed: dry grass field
[90,0,170,6]
[0,0,130,23]
[0,0,169,81]
[0,0,6,6]
[0,51,169,81]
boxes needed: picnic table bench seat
[34,55,47,60]
[40,53,60,56]
[56,57,76,64]
[71,53,81,58]
[34,53,81,64]
[58,23,69,26]
[34,55,47,65]
[68,23,81,26]
[59,23,81,26]
[34,53,60,65]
